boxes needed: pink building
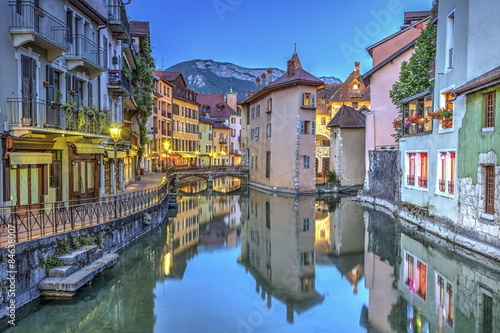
[362,12,430,171]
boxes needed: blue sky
[127,0,431,80]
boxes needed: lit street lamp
[163,141,171,173]
[110,124,121,195]
[194,150,200,167]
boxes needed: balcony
[66,35,105,78]
[439,179,445,192]
[167,130,173,137]
[418,176,427,188]
[167,112,172,119]
[161,129,167,136]
[108,70,131,96]
[9,1,69,61]
[448,181,455,194]
[219,138,228,144]
[161,109,167,117]
[107,4,130,40]
[6,98,105,136]
[407,175,415,186]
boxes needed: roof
[326,104,366,128]
[362,38,418,83]
[130,21,150,36]
[328,70,370,102]
[454,66,500,96]
[197,94,238,119]
[318,83,342,100]
[404,11,432,25]
[158,71,183,82]
[365,16,429,56]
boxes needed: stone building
[239,53,324,193]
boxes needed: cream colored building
[239,53,324,193]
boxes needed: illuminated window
[406,152,428,188]
[438,151,456,195]
[302,93,315,107]
[267,98,272,112]
[436,274,454,327]
[404,251,427,300]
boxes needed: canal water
[4,177,500,332]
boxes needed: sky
[126,0,431,81]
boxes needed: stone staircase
[39,245,120,298]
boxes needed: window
[485,166,495,215]
[301,277,315,293]
[302,93,315,107]
[406,152,428,189]
[436,273,453,328]
[303,156,310,169]
[446,11,455,69]
[404,252,427,300]
[254,127,259,140]
[321,117,326,126]
[480,289,493,333]
[265,151,271,178]
[251,154,254,169]
[300,252,314,266]
[265,201,271,228]
[250,128,254,141]
[438,151,455,195]
[267,98,272,112]
[300,120,311,134]
[256,105,260,117]
[485,92,496,128]
[250,107,255,119]
[266,123,271,138]
[206,145,211,153]
[255,155,258,169]
[312,120,316,135]
[352,101,358,109]
[303,218,309,231]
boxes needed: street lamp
[163,141,171,173]
[194,150,200,167]
[110,124,121,195]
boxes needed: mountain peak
[166,59,342,100]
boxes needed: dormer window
[216,103,224,112]
[352,83,359,90]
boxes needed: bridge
[168,166,249,190]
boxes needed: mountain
[165,59,342,100]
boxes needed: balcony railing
[6,98,105,135]
[66,34,105,75]
[167,130,173,137]
[0,179,168,245]
[418,176,427,188]
[108,70,131,96]
[107,4,130,40]
[9,1,68,58]
[161,129,167,136]
[167,112,172,119]
[440,116,453,130]
[439,179,446,192]
[161,109,167,117]
[448,181,455,194]
[407,175,415,186]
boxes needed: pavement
[123,172,167,193]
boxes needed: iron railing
[439,179,446,192]
[407,175,415,186]
[108,70,131,95]
[9,1,69,50]
[107,4,130,39]
[0,179,168,246]
[68,34,105,69]
[418,176,428,188]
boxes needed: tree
[132,38,154,174]
[389,9,437,107]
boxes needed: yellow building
[157,71,199,166]
[212,122,230,166]
[198,118,214,166]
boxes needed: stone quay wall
[0,196,170,321]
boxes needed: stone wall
[0,196,170,321]
[365,150,401,204]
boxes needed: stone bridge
[169,166,249,190]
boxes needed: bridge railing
[0,179,169,246]
[169,166,248,174]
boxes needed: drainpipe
[97,24,107,197]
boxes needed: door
[12,164,44,212]
[21,55,37,124]
[322,157,329,174]
[70,160,97,201]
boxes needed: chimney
[226,91,237,111]
[256,77,261,90]
[261,73,267,87]
[267,68,273,84]
[354,62,360,72]
[287,60,295,77]
[245,90,249,98]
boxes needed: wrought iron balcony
[418,176,428,188]
[107,4,130,40]
[66,34,105,78]
[108,70,131,96]
[6,98,105,135]
[407,175,415,186]
[438,179,446,192]
[9,1,69,61]
[448,181,455,194]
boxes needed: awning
[105,150,127,158]
[128,149,138,156]
[9,152,52,165]
[168,153,181,159]
[74,143,105,154]
[180,153,197,158]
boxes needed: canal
[4,177,499,332]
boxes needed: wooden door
[13,164,43,212]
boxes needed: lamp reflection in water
[109,124,121,195]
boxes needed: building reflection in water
[239,189,328,324]
[363,207,500,333]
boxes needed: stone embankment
[357,194,500,263]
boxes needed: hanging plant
[61,99,77,128]
[97,108,109,133]
[76,107,87,131]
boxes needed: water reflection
[177,176,242,194]
[4,184,500,332]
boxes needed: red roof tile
[327,104,366,128]
[197,94,237,119]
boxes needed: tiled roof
[329,70,370,102]
[159,71,183,82]
[197,94,237,119]
[130,21,150,35]
[326,104,366,128]
[404,11,432,25]
[454,66,500,95]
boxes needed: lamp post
[194,150,200,168]
[163,141,171,174]
[109,124,121,195]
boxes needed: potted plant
[61,99,76,129]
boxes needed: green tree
[389,11,437,108]
[132,38,154,173]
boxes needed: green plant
[97,109,109,133]
[56,238,71,255]
[61,99,77,128]
[326,171,340,184]
[49,89,63,108]
[41,255,62,274]
[81,235,95,246]
[71,233,82,249]
[76,107,86,131]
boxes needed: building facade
[239,53,324,193]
